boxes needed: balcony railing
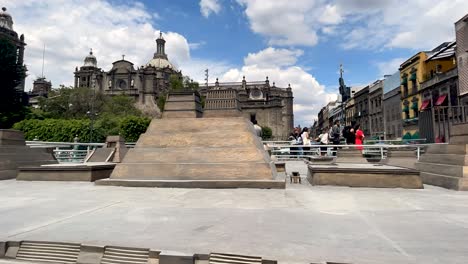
[420,68,458,90]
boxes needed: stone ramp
[0,130,57,180]
[97,117,283,188]
[416,141,468,190]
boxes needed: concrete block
[4,241,20,259]
[0,242,5,258]
[77,244,104,264]
[17,164,115,182]
[307,164,423,189]
[0,130,25,146]
[159,251,194,264]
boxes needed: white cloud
[244,47,303,67]
[376,57,406,77]
[0,0,211,91]
[236,0,468,50]
[200,0,221,18]
[220,47,336,126]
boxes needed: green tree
[0,38,27,128]
[119,116,151,142]
[183,76,199,90]
[169,74,184,90]
[261,126,273,140]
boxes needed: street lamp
[86,110,98,143]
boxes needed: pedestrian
[355,124,365,152]
[342,121,356,145]
[252,120,262,138]
[300,127,310,156]
[315,127,329,156]
[331,120,341,145]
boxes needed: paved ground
[1,161,468,264]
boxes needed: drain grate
[100,246,150,264]
[209,253,262,264]
[16,241,80,264]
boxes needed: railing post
[417,147,421,160]
[380,146,384,160]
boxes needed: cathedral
[74,33,182,114]
[74,33,294,139]
[200,77,294,139]
[0,7,27,97]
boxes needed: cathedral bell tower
[154,32,168,60]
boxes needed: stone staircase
[416,124,468,190]
[100,246,149,264]
[15,241,80,263]
[209,253,262,264]
[97,117,283,188]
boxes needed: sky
[2,0,468,126]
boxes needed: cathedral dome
[146,57,176,69]
[0,7,14,31]
[146,32,176,70]
[83,49,97,67]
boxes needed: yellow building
[399,42,457,140]
[399,52,428,138]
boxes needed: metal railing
[264,141,445,161]
[25,141,136,164]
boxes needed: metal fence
[264,141,442,161]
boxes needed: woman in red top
[355,124,365,151]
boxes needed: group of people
[288,120,365,156]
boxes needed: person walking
[342,121,356,145]
[252,120,262,138]
[355,124,365,152]
[300,127,310,156]
[316,127,329,156]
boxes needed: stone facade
[199,77,294,140]
[0,7,26,96]
[456,14,468,104]
[353,86,370,136]
[383,72,403,140]
[368,80,384,138]
[74,33,181,115]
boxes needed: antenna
[204,69,209,88]
[41,43,45,78]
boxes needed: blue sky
[3,0,468,125]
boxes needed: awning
[420,100,431,110]
[401,78,408,85]
[402,106,409,112]
[409,72,417,81]
[411,102,418,110]
[435,94,447,106]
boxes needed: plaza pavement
[1,161,468,264]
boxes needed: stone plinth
[87,135,128,163]
[203,89,242,118]
[416,124,468,190]
[97,117,283,189]
[381,149,418,169]
[162,90,203,118]
[335,148,367,163]
[0,129,57,180]
[17,163,115,182]
[307,163,423,189]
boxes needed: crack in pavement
[7,201,122,238]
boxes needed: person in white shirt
[252,120,262,138]
[315,127,329,156]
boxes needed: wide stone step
[416,162,467,178]
[450,135,468,144]
[110,162,274,180]
[101,246,149,264]
[209,253,262,264]
[425,144,468,155]
[136,131,257,148]
[16,241,79,264]
[122,147,268,163]
[450,123,468,136]
[147,117,252,133]
[419,153,468,166]
[420,171,465,190]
